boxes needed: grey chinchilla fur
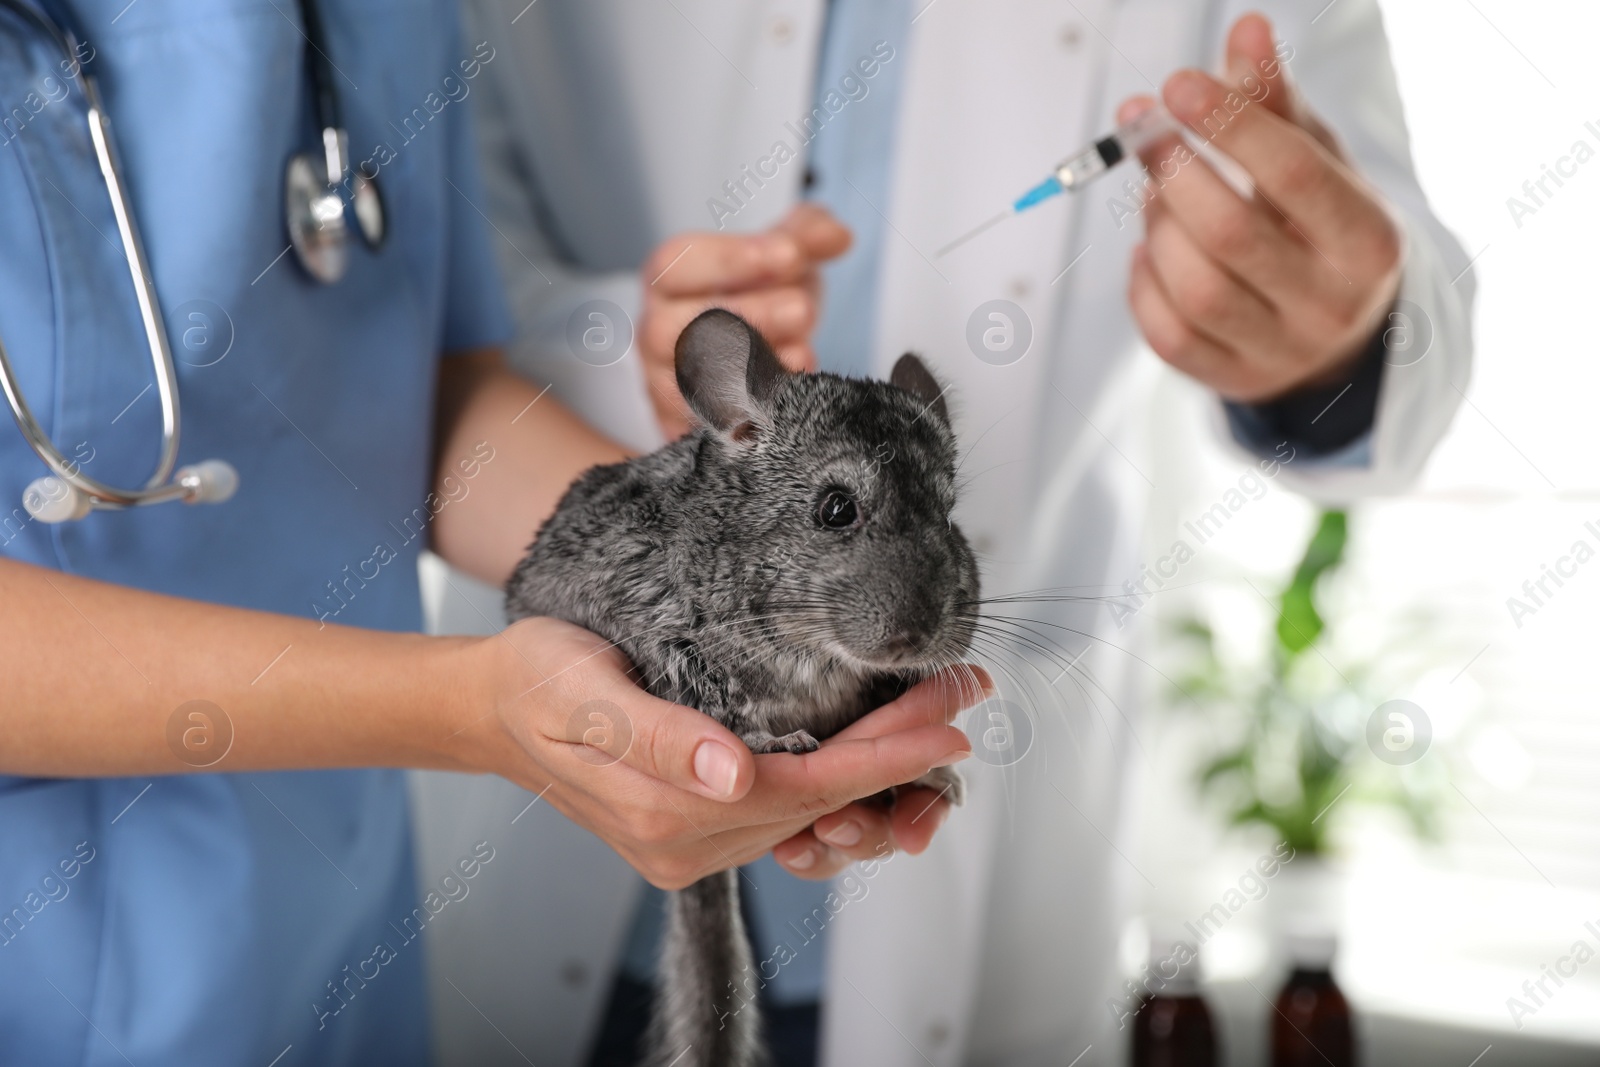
[505,308,980,1067]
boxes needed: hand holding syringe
[934,13,1412,413]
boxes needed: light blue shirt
[0,1,512,1063]
[804,0,912,380]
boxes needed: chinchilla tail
[645,868,769,1067]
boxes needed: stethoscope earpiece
[177,459,241,506]
[23,477,93,524]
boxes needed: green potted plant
[1166,509,1446,927]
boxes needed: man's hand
[1123,13,1402,403]
[455,616,985,889]
[638,204,851,437]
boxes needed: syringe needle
[937,106,1181,260]
[936,209,1012,259]
[935,171,1066,259]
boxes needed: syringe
[936,105,1180,258]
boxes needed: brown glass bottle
[1132,991,1217,1067]
[1272,934,1355,1067]
[1131,939,1217,1067]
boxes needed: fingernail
[930,750,971,769]
[818,820,863,848]
[693,741,740,797]
[1167,71,1211,117]
[776,295,808,330]
[784,846,817,871]
[763,235,799,269]
[1118,96,1157,124]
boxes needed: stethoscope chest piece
[285,149,350,286]
[283,0,384,286]
[351,169,385,248]
[285,129,385,286]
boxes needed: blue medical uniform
[0,1,512,1064]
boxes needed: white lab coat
[411,2,1473,1065]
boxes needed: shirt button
[561,960,589,988]
[1060,23,1084,50]
[770,16,795,43]
[973,534,996,556]
[927,1019,950,1047]
[1009,277,1032,300]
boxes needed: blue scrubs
[0,1,512,1063]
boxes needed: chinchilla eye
[816,489,859,530]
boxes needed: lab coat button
[973,533,996,556]
[1060,24,1084,50]
[770,16,794,44]
[1009,277,1032,300]
[927,1020,950,1047]
[561,960,588,987]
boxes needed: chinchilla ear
[675,309,786,439]
[890,353,949,425]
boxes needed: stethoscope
[0,0,382,524]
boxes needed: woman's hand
[448,615,986,889]
[637,204,851,438]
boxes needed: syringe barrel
[1051,106,1179,189]
[1116,105,1180,155]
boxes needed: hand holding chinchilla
[506,309,986,1067]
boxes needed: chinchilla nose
[884,634,919,658]
[883,624,934,659]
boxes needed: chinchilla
[505,308,980,1067]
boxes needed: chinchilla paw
[744,729,822,755]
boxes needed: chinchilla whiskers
[960,620,1099,713]
[923,650,997,710]
[956,608,1109,669]
[949,636,1049,745]
[766,579,981,645]
[963,619,1145,758]
[963,616,1127,720]
[962,629,1060,703]
[959,615,1082,676]
[688,613,853,681]
[959,588,1122,607]
[963,608,1190,714]
[968,636,1111,769]
[648,610,831,685]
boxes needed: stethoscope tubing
[0,0,373,521]
[0,0,183,504]
[0,0,240,519]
